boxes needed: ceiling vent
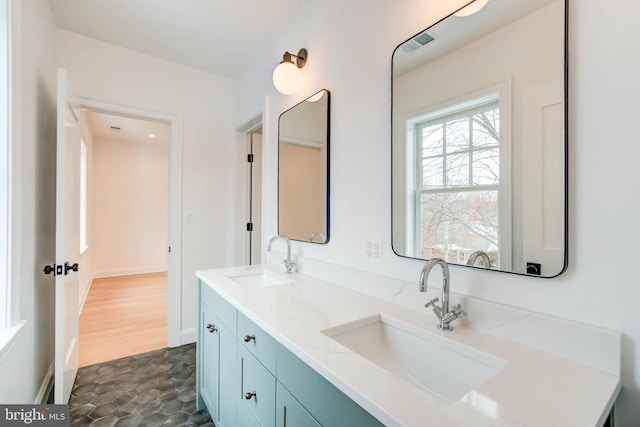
[401,31,435,53]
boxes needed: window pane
[472,148,500,185]
[422,156,443,188]
[445,117,469,153]
[418,190,499,262]
[446,153,469,186]
[421,123,443,157]
[473,108,499,148]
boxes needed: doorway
[77,109,170,366]
[236,112,264,266]
[76,98,182,364]
[247,128,263,265]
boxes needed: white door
[54,68,80,403]
[522,79,565,276]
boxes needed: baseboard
[34,359,54,404]
[79,275,94,316]
[181,328,197,345]
[92,266,168,279]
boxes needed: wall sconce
[454,0,490,17]
[272,48,308,95]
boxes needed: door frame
[236,112,264,265]
[73,97,183,347]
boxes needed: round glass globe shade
[273,61,303,95]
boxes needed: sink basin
[323,314,506,402]
[225,269,294,287]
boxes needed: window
[410,94,501,265]
[79,139,87,253]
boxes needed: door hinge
[247,154,254,163]
[246,222,253,232]
[168,246,172,253]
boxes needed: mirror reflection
[278,89,330,243]
[392,0,566,276]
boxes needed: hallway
[79,272,168,367]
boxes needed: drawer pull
[244,334,256,342]
[245,391,257,400]
[206,323,218,333]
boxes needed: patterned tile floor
[69,343,213,427]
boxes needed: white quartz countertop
[196,265,621,427]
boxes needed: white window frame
[0,0,10,329]
[405,83,512,269]
[79,138,88,254]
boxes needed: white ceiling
[85,110,170,144]
[48,0,305,77]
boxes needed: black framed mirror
[392,0,567,277]
[278,89,330,244]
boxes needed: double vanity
[196,263,621,426]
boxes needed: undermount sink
[225,269,294,287]
[323,314,506,402]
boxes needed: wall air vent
[401,31,435,53]
[110,126,121,131]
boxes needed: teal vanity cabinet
[197,280,383,427]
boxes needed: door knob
[206,323,218,333]
[245,391,256,400]
[244,335,255,343]
[64,262,79,275]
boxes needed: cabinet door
[276,383,321,427]
[201,304,220,420]
[240,346,276,427]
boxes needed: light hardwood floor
[78,272,168,367]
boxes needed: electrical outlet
[366,237,382,264]
[184,210,193,225]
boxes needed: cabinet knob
[245,391,256,400]
[206,323,218,333]
[244,335,256,343]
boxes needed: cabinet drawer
[277,347,384,427]
[276,382,321,427]
[240,346,276,427]
[238,311,278,374]
[200,280,236,333]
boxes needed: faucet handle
[425,298,442,319]
[283,259,296,274]
[453,303,467,318]
[424,297,439,309]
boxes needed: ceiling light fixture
[148,133,156,138]
[272,48,308,95]
[454,0,490,17]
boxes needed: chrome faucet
[308,232,326,243]
[267,235,296,274]
[467,250,491,268]
[419,258,466,331]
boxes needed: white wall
[232,0,640,424]
[0,0,57,403]
[56,30,235,342]
[90,137,168,277]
